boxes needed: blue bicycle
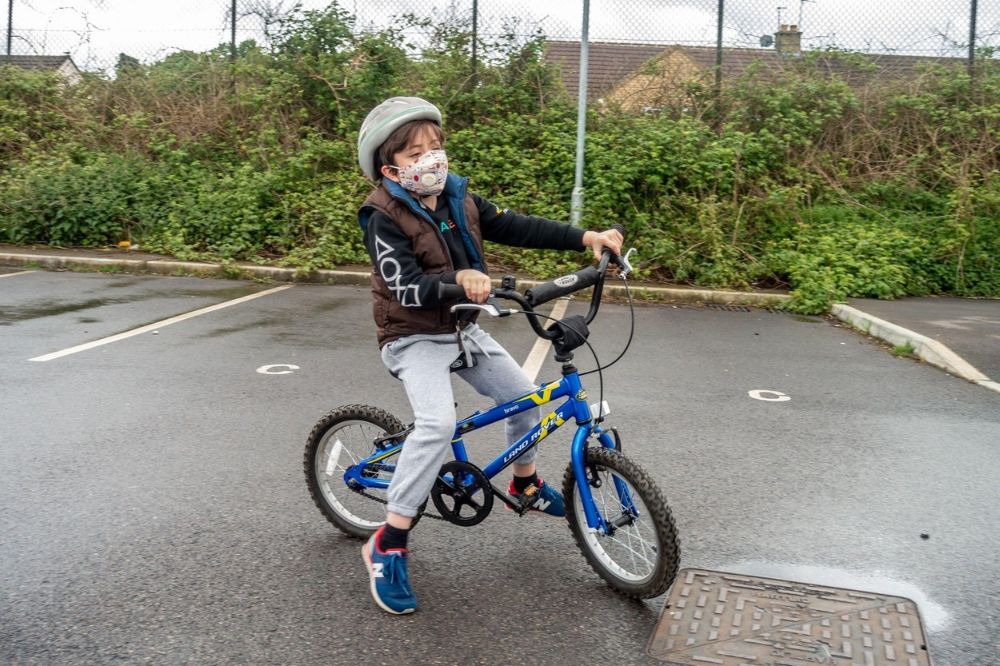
[305,238,680,598]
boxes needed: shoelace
[383,551,409,587]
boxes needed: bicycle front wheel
[304,404,413,540]
[563,447,680,598]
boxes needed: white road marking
[29,284,294,362]
[256,364,300,375]
[748,389,791,402]
[520,298,569,382]
[0,270,37,279]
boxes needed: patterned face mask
[391,149,448,196]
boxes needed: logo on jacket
[374,235,422,307]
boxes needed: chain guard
[430,461,494,526]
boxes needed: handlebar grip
[600,223,626,270]
[438,282,467,300]
[525,266,601,307]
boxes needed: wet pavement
[1,270,999,665]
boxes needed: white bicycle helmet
[357,96,442,180]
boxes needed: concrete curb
[0,251,792,308]
[831,303,1000,395]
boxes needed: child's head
[357,97,443,182]
[376,120,444,180]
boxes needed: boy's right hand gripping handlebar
[524,223,626,306]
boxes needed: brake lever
[450,297,518,318]
[618,247,637,278]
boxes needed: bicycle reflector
[590,401,611,420]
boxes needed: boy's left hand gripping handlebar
[437,224,626,304]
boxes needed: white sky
[4,0,997,72]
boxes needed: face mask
[391,149,448,196]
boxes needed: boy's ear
[380,165,399,182]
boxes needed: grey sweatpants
[380,324,540,518]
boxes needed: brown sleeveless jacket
[360,183,483,347]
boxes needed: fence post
[968,0,978,73]
[230,0,237,62]
[471,0,478,87]
[715,0,724,126]
[6,0,12,56]
[570,0,590,227]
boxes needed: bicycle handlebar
[438,224,626,341]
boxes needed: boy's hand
[583,228,624,261]
[455,269,492,303]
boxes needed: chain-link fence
[2,1,997,75]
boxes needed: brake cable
[510,271,637,425]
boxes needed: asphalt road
[2,270,998,665]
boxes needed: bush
[0,5,997,312]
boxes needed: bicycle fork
[571,426,640,534]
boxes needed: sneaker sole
[362,541,416,615]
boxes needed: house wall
[57,60,83,85]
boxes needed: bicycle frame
[342,368,632,534]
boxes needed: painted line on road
[29,284,294,362]
[0,270,37,279]
[520,298,569,382]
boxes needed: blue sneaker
[362,526,417,615]
[507,478,566,517]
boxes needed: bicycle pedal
[514,486,541,516]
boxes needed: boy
[356,97,622,614]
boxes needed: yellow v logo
[526,382,560,406]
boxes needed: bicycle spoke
[587,467,659,577]
[603,531,656,568]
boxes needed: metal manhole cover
[648,569,932,665]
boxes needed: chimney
[774,24,802,57]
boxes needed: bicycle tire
[563,447,680,598]
[304,404,420,539]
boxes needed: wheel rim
[315,419,393,530]
[574,466,660,583]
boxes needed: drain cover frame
[648,568,932,665]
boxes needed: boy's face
[381,125,443,183]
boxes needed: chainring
[430,461,494,526]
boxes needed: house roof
[544,40,969,99]
[0,55,80,72]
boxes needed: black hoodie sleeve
[363,211,458,309]
[472,193,587,250]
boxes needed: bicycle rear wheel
[563,447,680,598]
[304,404,414,539]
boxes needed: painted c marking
[748,389,790,402]
[257,364,300,375]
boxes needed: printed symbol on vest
[375,235,422,307]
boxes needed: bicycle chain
[350,480,524,522]
[349,484,448,521]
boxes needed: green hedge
[1,5,998,313]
